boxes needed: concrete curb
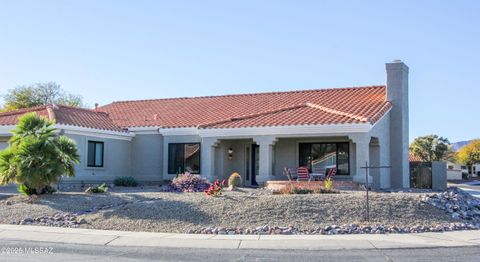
[0,224,479,250]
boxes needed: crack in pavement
[237,240,242,249]
[103,235,120,246]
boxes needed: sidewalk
[0,224,479,250]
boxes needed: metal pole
[365,161,369,222]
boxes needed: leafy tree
[409,135,450,162]
[0,113,80,194]
[456,139,480,167]
[1,82,83,111]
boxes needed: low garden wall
[265,180,360,193]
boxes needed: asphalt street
[1,239,480,262]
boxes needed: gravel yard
[2,186,474,234]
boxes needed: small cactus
[228,172,242,188]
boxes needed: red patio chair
[326,167,337,180]
[296,167,311,181]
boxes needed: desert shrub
[205,179,223,196]
[228,172,242,188]
[114,176,138,187]
[85,183,108,194]
[170,172,210,192]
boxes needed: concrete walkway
[0,224,479,250]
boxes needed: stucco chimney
[386,60,409,188]
[46,105,56,122]
[94,103,99,112]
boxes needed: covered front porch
[201,133,390,189]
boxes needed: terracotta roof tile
[1,86,392,131]
[409,154,424,162]
[100,85,391,129]
[0,105,126,132]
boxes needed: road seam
[367,240,393,261]
[413,234,478,245]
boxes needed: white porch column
[351,135,371,184]
[201,138,219,182]
[253,136,277,185]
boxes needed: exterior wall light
[228,148,234,160]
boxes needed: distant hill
[451,140,472,152]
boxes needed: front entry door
[251,144,259,186]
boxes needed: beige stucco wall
[132,134,163,182]
[61,134,133,183]
[0,136,8,150]
[369,112,391,188]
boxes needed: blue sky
[0,0,479,142]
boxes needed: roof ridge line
[305,103,370,122]
[103,85,386,105]
[54,104,109,115]
[197,104,307,128]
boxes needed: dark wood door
[251,144,259,186]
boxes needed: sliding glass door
[299,142,349,175]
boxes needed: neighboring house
[0,60,410,189]
[446,161,463,180]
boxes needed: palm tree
[0,112,79,194]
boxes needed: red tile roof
[99,85,391,129]
[409,154,424,162]
[0,105,126,132]
[0,86,392,131]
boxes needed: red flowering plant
[204,179,226,196]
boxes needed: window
[168,143,200,174]
[299,142,349,175]
[87,141,104,167]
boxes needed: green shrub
[17,184,37,196]
[41,185,57,194]
[85,183,108,194]
[228,172,242,188]
[325,178,333,192]
[291,187,313,194]
[113,176,138,187]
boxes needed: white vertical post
[352,135,371,184]
[201,138,218,182]
[254,136,277,185]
